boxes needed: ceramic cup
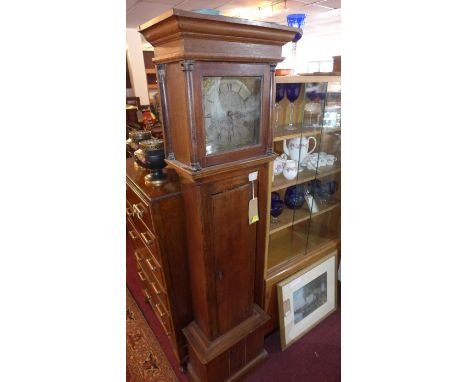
[326,154,336,166]
[301,152,320,170]
[273,153,288,176]
[318,157,328,167]
[283,160,298,180]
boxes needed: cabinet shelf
[269,201,341,235]
[273,127,341,142]
[267,225,339,272]
[272,166,341,192]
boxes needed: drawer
[144,289,173,335]
[161,314,174,337]
[126,185,155,236]
[138,263,170,316]
[126,200,154,239]
[136,248,166,290]
[125,200,136,224]
[137,267,150,289]
[127,221,145,252]
[148,279,170,313]
[127,201,162,263]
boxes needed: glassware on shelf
[284,185,305,209]
[322,82,341,129]
[270,192,284,224]
[274,84,285,129]
[286,14,306,74]
[307,179,339,205]
[304,83,326,128]
[285,83,301,131]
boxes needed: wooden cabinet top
[126,158,181,202]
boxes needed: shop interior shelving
[262,74,341,332]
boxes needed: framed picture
[277,251,337,350]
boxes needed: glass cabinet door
[267,76,341,274]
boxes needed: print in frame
[277,251,337,350]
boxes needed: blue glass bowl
[271,200,285,220]
[284,185,305,209]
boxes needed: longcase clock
[139,9,297,382]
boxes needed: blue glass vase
[284,185,305,209]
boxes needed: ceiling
[126,0,341,48]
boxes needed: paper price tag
[248,177,259,224]
[249,197,259,224]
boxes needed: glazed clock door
[193,62,272,167]
[203,76,261,155]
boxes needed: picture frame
[277,251,337,350]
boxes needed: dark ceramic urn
[134,138,167,184]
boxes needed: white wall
[126,28,149,105]
[278,31,341,73]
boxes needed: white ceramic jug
[283,136,317,165]
[282,160,299,180]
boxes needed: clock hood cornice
[139,9,299,64]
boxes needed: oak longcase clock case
[139,9,298,382]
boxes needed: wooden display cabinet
[263,75,341,333]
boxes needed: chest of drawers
[126,158,192,366]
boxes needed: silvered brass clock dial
[202,76,261,155]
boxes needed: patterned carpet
[126,288,179,382]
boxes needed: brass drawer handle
[135,251,143,262]
[151,282,161,296]
[133,203,145,218]
[138,271,146,282]
[155,303,166,318]
[129,230,138,240]
[126,207,134,217]
[146,257,157,271]
[144,290,152,303]
[141,231,154,246]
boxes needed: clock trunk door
[210,180,256,336]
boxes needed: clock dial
[202,76,262,155]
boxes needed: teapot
[283,137,317,169]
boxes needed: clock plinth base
[183,304,270,382]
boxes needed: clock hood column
[140,9,298,382]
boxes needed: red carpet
[127,233,340,381]
[126,233,188,382]
[127,288,179,381]
[245,309,341,382]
